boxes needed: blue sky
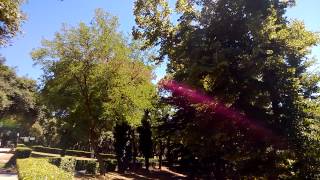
[0,0,319,82]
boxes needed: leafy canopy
[0,0,25,46]
[134,0,320,178]
[32,9,156,148]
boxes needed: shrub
[32,145,62,154]
[60,158,76,173]
[65,150,92,158]
[101,153,116,159]
[15,147,32,159]
[49,157,97,173]
[49,157,61,166]
[86,160,98,174]
[17,144,26,147]
[74,159,97,171]
[31,145,117,160]
[136,157,158,168]
[17,158,73,180]
[105,159,117,171]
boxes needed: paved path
[0,149,18,180]
[0,148,12,153]
[0,173,18,180]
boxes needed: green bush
[49,157,61,166]
[136,157,158,168]
[17,158,73,180]
[48,157,76,173]
[86,160,98,174]
[15,147,32,159]
[32,145,62,154]
[101,153,116,159]
[60,158,76,173]
[66,149,92,158]
[31,145,117,160]
[49,157,97,172]
[74,159,97,171]
[105,159,117,171]
[17,144,26,147]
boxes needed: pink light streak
[159,80,284,145]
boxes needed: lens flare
[160,80,283,145]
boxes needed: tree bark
[145,156,150,171]
[159,140,164,170]
[131,129,137,170]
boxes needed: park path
[0,148,18,180]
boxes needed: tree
[137,110,153,171]
[0,0,25,46]
[32,9,155,175]
[0,57,38,147]
[134,0,320,178]
[0,57,38,130]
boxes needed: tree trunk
[166,137,173,167]
[145,157,150,171]
[159,140,164,170]
[96,152,106,175]
[131,129,137,170]
[90,129,106,175]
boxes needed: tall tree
[0,57,38,128]
[32,9,155,174]
[0,57,38,146]
[134,0,320,178]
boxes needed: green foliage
[32,145,62,154]
[0,0,25,46]
[31,10,155,172]
[60,157,76,173]
[16,143,26,147]
[15,147,32,159]
[135,0,320,178]
[74,159,97,171]
[0,58,38,130]
[65,149,92,158]
[0,118,19,128]
[32,145,116,159]
[85,160,98,174]
[104,159,117,171]
[48,157,61,166]
[17,158,73,180]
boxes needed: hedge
[15,147,32,159]
[33,145,116,159]
[32,145,62,154]
[48,157,118,174]
[65,149,92,158]
[49,157,98,173]
[17,158,73,180]
[75,159,97,171]
[105,159,117,171]
[17,144,26,147]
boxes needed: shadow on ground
[76,167,187,180]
